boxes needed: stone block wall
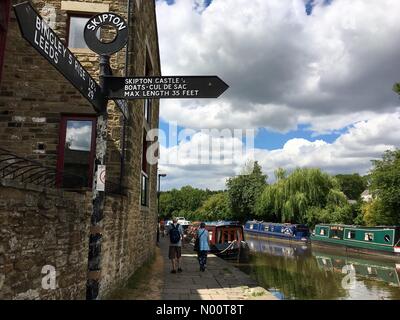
[0,180,91,299]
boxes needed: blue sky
[156,0,400,190]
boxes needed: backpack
[170,224,181,244]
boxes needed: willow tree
[255,168,350,226]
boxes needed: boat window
[209,231,213,241]
[347,230,356,239]
[384,234,391,243]
[249,224,254,230]
[216,230,222,243]
[364,233,374,241]
[270,226,274,232]
[319,228,326,236]
[236,229,241,241]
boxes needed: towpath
[159,236,277,300]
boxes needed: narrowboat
[191,221,249,260]
[311,224,400,258]
[244,220,310,243]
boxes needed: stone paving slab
[159,237,277,300]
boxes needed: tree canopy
[255,168,352,227]
[335,173,367,200]
[226,161,268,222]
[361,149,400,226]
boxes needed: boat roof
[316,223,399,229]
[205,220,242,227]
[246,220,307,227]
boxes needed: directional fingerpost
[13,2,105,113]
[104,76,229,99]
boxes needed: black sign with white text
[13,2,104,112]
[104,76,229,99]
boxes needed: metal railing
[0,148,125,195]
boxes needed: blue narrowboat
[244,220,310,243]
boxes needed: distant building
[361,190,373,203]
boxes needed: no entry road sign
[13,2,105,112]
[104,76,229,99]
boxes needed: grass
[106,254,157,299]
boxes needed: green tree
[335,173,367,200]
[255,168,350,227]
[226,161,267,222]
[362,149,400,225]
[158,186,215,219]
[196,192,231,221]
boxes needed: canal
[231,236,400,300]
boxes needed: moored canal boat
[311,224,400,258]
[244,220,310,243]
[189,221,249,260]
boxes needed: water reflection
[234,236,400,300]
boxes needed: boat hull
[244,229,309,243]
[310,236,400,261]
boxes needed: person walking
[167,217,184,273]
[196,222,210,272]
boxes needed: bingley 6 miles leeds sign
[13,2,104,112]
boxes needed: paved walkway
[159,237,277,300]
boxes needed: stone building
[0,0,160,299]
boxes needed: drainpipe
[119,0,131,192]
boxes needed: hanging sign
[96,165,106,192]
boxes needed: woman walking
[196,222,210,272]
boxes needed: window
[56,116,96,188]
[384,234,391,243]
[141,129,149,206]
[347,230,356,239]
[319,228,326,236]
[144,51,153,124]
[67,15,95,49]
[364,233,374,242]
[0,0,11,82]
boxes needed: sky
[155,0,400,190]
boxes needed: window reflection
[68,16,90,48]
[63,120,93,188]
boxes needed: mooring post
[86,54,111,300]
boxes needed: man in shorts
[167,217,184,273]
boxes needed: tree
[335,173,367,200]
[158,186,217,219]
[255,168,350,227]
[361,149,400,226]
[196,192,231,221]
[226,161,267,222]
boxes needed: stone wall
[0,0,160,299]
[0,180,91,299]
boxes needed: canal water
[232,236,400,300]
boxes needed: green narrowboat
[311,224,400,258]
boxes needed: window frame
[0,0,11,82]
[56,114,97,189]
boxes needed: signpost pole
[86,55,110,300]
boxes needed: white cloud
[158,112,400,190]
[156,0,400,133]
